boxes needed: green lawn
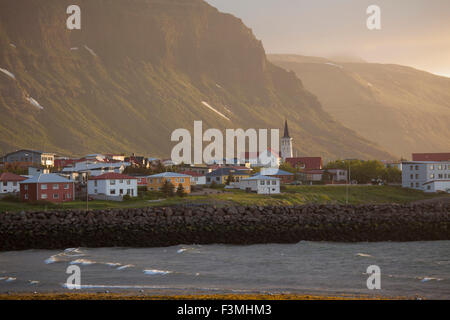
[0,185,447,212]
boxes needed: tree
[161,180,175,197]
[225,173,235,185]
[279,162,296,174]
[176,183,186,197]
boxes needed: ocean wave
[69,259,96,266]
[116,265,134,271]
[143,269,172,275]
[356,253,373,258]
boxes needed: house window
[260,181,265,185]
[427,185,431,190]
[13,182,17,187]
[410,166,413,170]
[64,184,69,189]
[94,181,98,187]
[110,189,116,195]
[415,174,419,179]
[430,165,434,170]
[53,194,59,199]
[272,181,277,185]
[24,185,28,190]
[41,194,47,199]
[430,174,435,179]
[119,179,123,183]
[181,178,185,183]
[127,180,130,185]
[24,194,28,200]
[438,165,442,170]
[53,184,59,190]
[416,182,419,187]
[41,184,47,190]
[410,174,413,179]
[438,174,443,179]
[410,183,413,187]
[415,165,419,170]
[110,180,116,185]
[94,189,97,194]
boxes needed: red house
[20,174,75,203]
[285,157,323,170]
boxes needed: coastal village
[0,121,449,205]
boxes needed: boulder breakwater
[1,203,449,251]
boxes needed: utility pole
[86,161,89,211]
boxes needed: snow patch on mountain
[70,47,79,51]
[201,101,230,121]
[26,97,44,110]
[325,62,344,69]
[84,45,98,57]
[10,43,16,48]
[0,67,16,80]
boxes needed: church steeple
[283,119,290,138]
[281,120,293,160]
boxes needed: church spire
[283,119,290,138]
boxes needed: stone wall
[0,203,449,251]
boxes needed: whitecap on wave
[143,269,172,276]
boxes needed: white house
[88,172,138,199]
[0,172,26,194]
[402,161,450,192]
[236,175,280,194]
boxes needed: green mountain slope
[0,0,393,160]
[269,54,450,158]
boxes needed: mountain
[0,0,393,161]
[268,54,450,159]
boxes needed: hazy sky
[206,0,450,77]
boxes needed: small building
[205,167,251,185]
[0,172,27,194]
[237,175,280,194]
[88,173,138,198]
[147,172,191,193]
[180,171,206,185]
[382,160,403,171]
[260,168,294,184]
[423,180,450,193]
[327,169,348,182]
[20,174,75,203]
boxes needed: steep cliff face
[269,54,450,158]
[0,0,392,160]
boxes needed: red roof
[0,172,27,182]
[89,173,137,180]
[180,171,204,177]
[412,153,450,162]
[285,157,323,170]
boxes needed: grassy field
[0,185,447,213]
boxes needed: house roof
[206,167,251,177]
[285,157,323,170]
[260,168,294,176]
[0,172,27,182]
[89,172,137,180]
[148,172,191,178]
[180,171,204,177]
[245,174,280,181]
[412,153,450,162]
[21,174,72,184]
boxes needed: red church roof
[285,157,323,170]
[0,172,27,182]
[412,153,450,162]
[89,173,137,180]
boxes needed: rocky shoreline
[0,203,449,251]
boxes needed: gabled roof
[244,174,279,181]
[21,174,71,184]
[180,171,204,177]
[285,157,323,170]
[148,172,191,178]
[206,167,251,177]
[260,168,294,176]
[89,173,137,180]
[0,172,27,182]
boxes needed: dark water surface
[0,241,449,299]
